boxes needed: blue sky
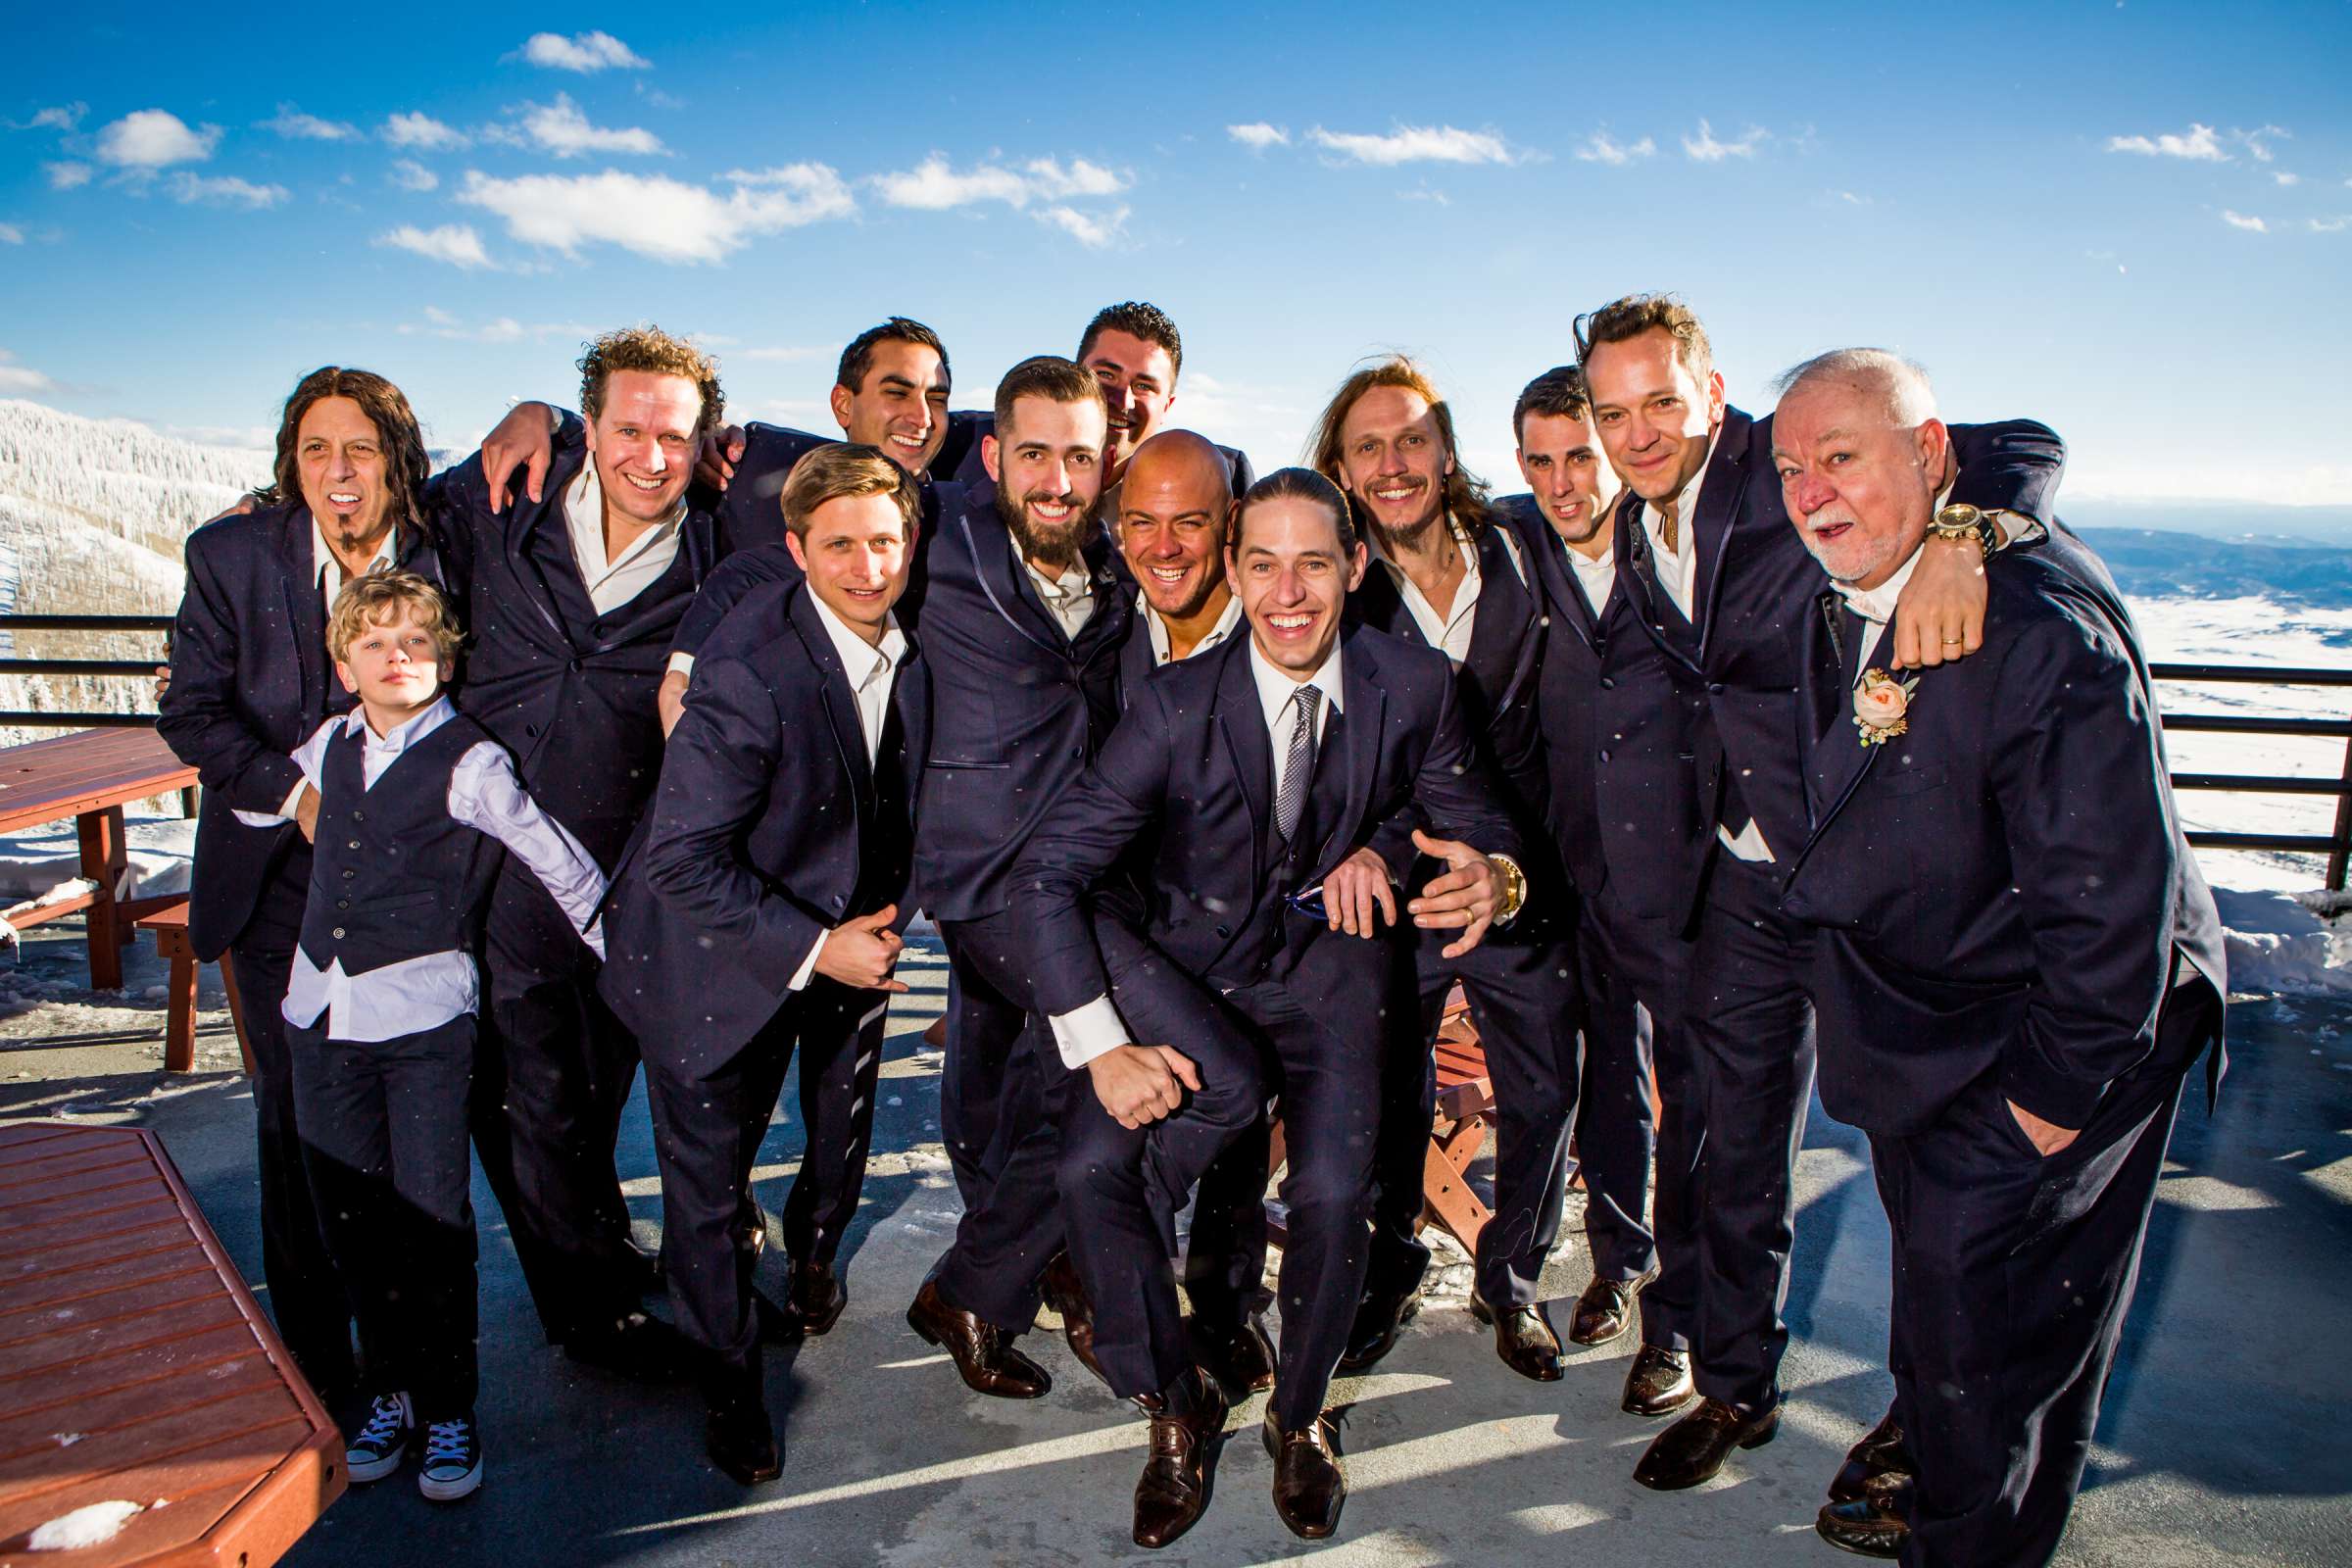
[4,1,2348,508]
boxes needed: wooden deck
[0,1123,343,1566]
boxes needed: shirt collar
[808,591,907,687]
[1365,513,1476,576]
[312,517,398,588]
[1833,482,1956,626]
[1138,589,1244,666]
[1648,427,1725,537]
[342,692,456,748]
[567,461,686,569]
[1248,633,1345,731]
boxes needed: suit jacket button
[350,809,365,822]
[1599,676,1615,690]
[1215,924,1231,939]
[347,840,361,850]
[331,926,346,939]
[1709,682,1725,694]
[1597,749,1612,762]
[831,893,847,911]
[336,900,350,910]
[568,658,584,673]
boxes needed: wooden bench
[132,904,254,1077]
[0,1122,345,1566]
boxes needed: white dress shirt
[1025,557,1099,643]
[277,697,608,1042]
[1641,434,1717,623]
[786,595,912,991]
[1565,541,1616,619]
[1047,636,1345,1070]
[1140,590,1244,667]
[565,463,685,615]
[1364,516,1527,667]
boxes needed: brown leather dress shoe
[1132,1367,1230,1549]
[1193,1315,1277,1396]
[1468,1293,1564,1382]
[1828,1409,1913,1503]
[1816,1472,1910,1558]
[1261,1410,1347,1540]
[906,1280,1052,1398]
[1040,1251,1108,1387]
[1621,1343,1695,1416]
[1334,1289,1420,1374]
[786,1257,848,1336]
[1568,1266,1657,1347]
[1633,1396,1780,1491]
[704,1396,782,1486]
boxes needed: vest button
[336,900,350,910]
[331,926,346,939]
[1599,676,1615,690]
[350,809,365,822]
[1597,749,1612,762]
[1709,682,1725,695]
[342,868,357,879]
[1214,925,1232,939]
[347,841,362,850]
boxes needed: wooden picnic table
[0,730,198,990]
[0,1121,343,1566]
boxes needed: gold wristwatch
[1490,853,1527,924]
[1930,504,2004,555]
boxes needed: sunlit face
[981,394,1107,569]
[586,368,705,526]
[1337,384,1450,544]
[1584,327,1726,504]
[297,396,393,547]
[787,491,913,638]
[1082,327,1177,474]
[334,607,449,720]
[1772,380,1949,591]
[831,338,950,476]
[1118,451,1232,623]
[1229,496,1367,676]
[1516,408,1622,548]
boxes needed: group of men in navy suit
[164,292,2221,1566]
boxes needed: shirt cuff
[233,775,311,828]
[1049,995,1131,1070]
[787,928,825,992]
[665,652,695,678]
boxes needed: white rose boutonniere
[1853,668,1919,747]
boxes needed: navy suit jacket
[1496,495,1705,926]
[1015,625,1518,1022]
[159,503,454,959]
[436,446,718,869]
[1780,541,2226,1137]
[913,481,1132,922]
[1618,409,2067,913]
[599,582,928,1074]
[700,420,962,556]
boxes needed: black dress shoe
[1816,1472,1910,1558]
[1192,1315,1277,1397]
[1621,1344,1695,1416]
[1828,1409,1913,1503]
[705,1397,782,1486]
[1469,1293,1564,1382]
[906,1280,1052,1398]
[1261,1410,1346,1540]
[1633,1396,1780,1491]
[1040,1251,1107,1387]
[564,1311,694,1385]
[1568,1266,1656,1347]
[1132,1366,1229,1548]
[1334,1289,1420,1374]
[785,1257,848,1336]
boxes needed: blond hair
[327,568,462,662]
[577,324,724,432]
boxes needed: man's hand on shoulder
[480,401,560,514]
[1087,1043,1202,1130]
[695,424,749,491]
[1322,847,1397,938]
[1893,534,1988,669]
[812,906,910,992]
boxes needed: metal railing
[10,617,2352,886]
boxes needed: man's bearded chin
[997,486,1092,571]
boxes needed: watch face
[1936,504,1985,530]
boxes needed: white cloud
[1307,123,1516,166]
[26,104,86,132]
[2221,209,2268,232]
[1835,189,1871,205]
[457,164,854,264]
[519,30,651,72]
[1574,131,1654,166]
[262,104,358,141]
[1024,157,1125,198]
[166,173,288,209]
[389,159,439,192]
[376,222,493,269]
[1682,120,1766,162]
[0,349,56,394]
[382,112,470,151]
[2236,124,2289,162]
[1034,203,1128,248]
[44,162,91,190]
[2310,216,2349,234]
[2274,172,2302,186]
[516,94,664,158]
[399,310,595,345]
[2107,122,2229,161]
[872,156,1033,209]
[1227,122,1289,150]
[0,223,22,244]
[95,109,220,168]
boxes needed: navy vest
[298,714,503,974]
[1216,707,1353,988]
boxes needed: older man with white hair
[1769,349,2226,1567]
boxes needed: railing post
[2330,726,2352,892]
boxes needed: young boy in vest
[280,570,608,1501]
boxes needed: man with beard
[1494,367,1697,1396]
[1574,295,2067,1494]
[1287,356,1577,1385]
[900,356,1136,1396]
[160,366,456,1408]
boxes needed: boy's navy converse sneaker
[345,1392,414,1484]
[417,1412,484,1501]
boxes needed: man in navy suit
[1496,366,1704,1403]
[434,326,723,1380]
[1575,294,2070,1492]
[160,366,456,1404]
[1767,352,2224,1565]
[1017,466,1524,1544]
[600,445,929,1488]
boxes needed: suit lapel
[279,508,328,717]
[790,588,876,807]
[510,452,591,655]
[1528,519,1600,651]
[1690,409,1753,656]
[1318,632,1387,877]
[958,498,1068,656]
[1213,643,1272,897]
[1796,611,1896,862]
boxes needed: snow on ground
[0,811,194,906]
